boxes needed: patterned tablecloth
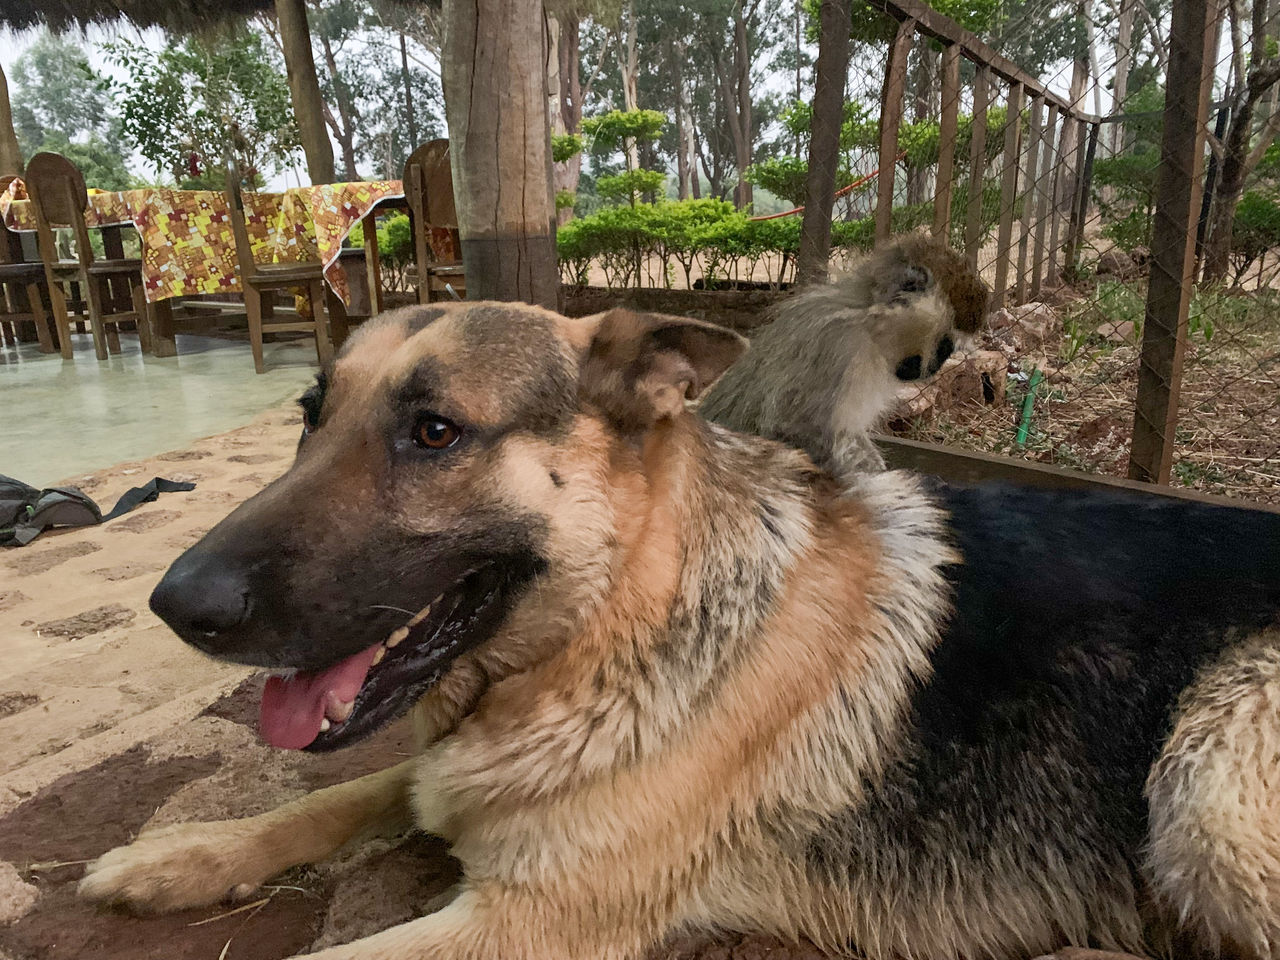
[0,178,405,304]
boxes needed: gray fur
[698,237,989,480]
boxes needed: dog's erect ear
[579,308,747,430]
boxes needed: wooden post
[362,215,384,316]
[149,300,177,358]
[1128,0,1216,483]
[1030,104,1058,299]
[964,64,991,270]
[932,43,961,240]
[875,18,916,244]
[1063,119,1099,279]
[1016,95,1043,302]
[442,0,559,307]
[797,0,854,285]
[993,81,1023,307]
[276,0,336,184]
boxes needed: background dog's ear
[580,308,747,431]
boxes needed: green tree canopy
[105,29,299,187]
[9,33,134,189]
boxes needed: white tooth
[328,699,355,723]
[372,645,387,666]
[387,626,409,648]
[319,718,331,732]
[406,603,433,627]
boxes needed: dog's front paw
[79,820,270,912]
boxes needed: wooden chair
[403,140,466,303]
[0,175,55,353]
[24,152,151,360]
[225,157,345,374]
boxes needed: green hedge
[556,185,1001,289]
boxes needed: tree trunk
[1203,91,1258,282]
[675,50,691,200]
[616,0,641,173]
[1202,4,1280,284]
[276,0,335,184]
[0,62,22,177]
[550,12,583,224]
[442,0,558,307]
[733,5,753,209]
[1084,0,1103,117]
[689,125,702,199]
[1110,0,1136,155]
[907,44,937,204]
[797,0,852,285]
[400,33,419,150]
[319,33,360,180]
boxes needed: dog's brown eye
[414,415,461,450]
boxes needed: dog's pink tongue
[259,643,382,749]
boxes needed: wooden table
[1,179,406,356]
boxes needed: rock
[0,861,38,925]
[1096,319,1137,343]
[989,302,1061,351]
[1095,249,1135,277]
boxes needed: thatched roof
[0,0,273,32]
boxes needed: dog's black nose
[150,555,249,643]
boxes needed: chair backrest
[24,152,93,269]
[223,155,258,281]
[403,140,458,230]
[0,175,20,264]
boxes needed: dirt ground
[0,402,841,960]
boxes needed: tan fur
[1146,628,1280,958]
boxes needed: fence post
[993,81,1024,308]
[1128,0,1217,483]
[964,64,991,270]
[1063,119,1098,280]
[1016,94,1044,303]
[1031,104,1058,299]
[876,17,916,243]
[932,43,961,240]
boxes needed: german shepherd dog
[80,301,1280,960]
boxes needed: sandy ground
[0,402,833,960]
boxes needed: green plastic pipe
[1015,368,1043,447]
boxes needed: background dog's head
[149,303,745,751]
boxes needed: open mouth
[258,559,537,752]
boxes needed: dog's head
[150,303,745,751]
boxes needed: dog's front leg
[79,759,417,912]
[295,883,650,960]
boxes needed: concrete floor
[1,331,317,486]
